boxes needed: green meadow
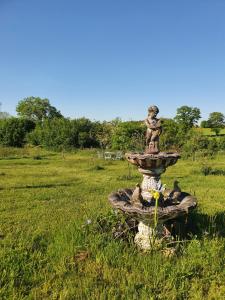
[196,127,225,136]
[0,147,225,299]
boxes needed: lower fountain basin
[108,188,197,225]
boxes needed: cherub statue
[145,105,162,154]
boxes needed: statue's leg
[146,130,152,145]
[150,131,160,153]
[151,130,158,141]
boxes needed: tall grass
[0,147,225,299]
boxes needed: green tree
[211,127,221,136]
[28,118,76,149]
[78,132,90,149]
[0,118,35,147]
[16,97,63,122]
[111,121,145,151]
[174,106,201,131]
[182,130,212,160]
[200,120,210,128]
[73,118,99,148]
[28,117,99,149]
[95,121,114,149]
[207,112,225,135]
[208,112,225,127]
[159,118,182,150]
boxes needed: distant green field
[0,147,225,299]
[196,127,225,136]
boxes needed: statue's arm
[145,119,151,128]
[145,118,161,129]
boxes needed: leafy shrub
[0,118,35,147]
[182,131,218,159]
[200,165,213,176]
[217,137,225,150]
[27,117,100,150]
[111,121,145,151]
[33,155,42,160]
[160,118,182,150]
[200,165,225,176]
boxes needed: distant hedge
[0,118,35,147]
[1,116,225,156]
[27,117,100,149]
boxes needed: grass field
[196,127,225,136]
[0,147,225,299]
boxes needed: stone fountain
[108,105,197,250]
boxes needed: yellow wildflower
[153,190,160,201]
[149,189,160,200]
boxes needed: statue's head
[148,105,159,117]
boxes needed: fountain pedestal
[124,151,181,250]
[134,222,169,251]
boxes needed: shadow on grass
[187,210,225,238]
[117,174,140,181]
[205,133,225,137]
[91,209,225,251]
[165,210,225,240]
[1,182,76,190]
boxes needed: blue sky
[0,0,225,121]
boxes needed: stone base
[134,221,172,251]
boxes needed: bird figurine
[162,188,172,199]
[162,180,182,204]
[131,183,143,206]
[170,180,182,203]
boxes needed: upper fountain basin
[125,152,180,175]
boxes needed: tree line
[0,97,225,157]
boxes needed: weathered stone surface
[108,189,197,226]
[134,222,172,251]
[108,105,197,251]
[145,105,162,154]
[125,152,180,175]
